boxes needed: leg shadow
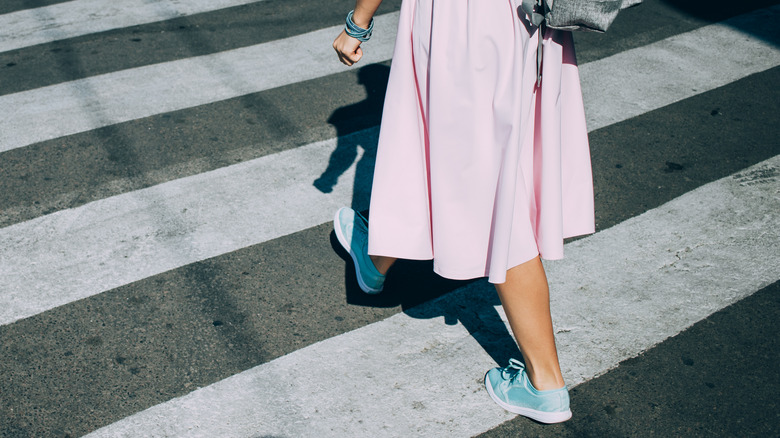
[332,229,522,366]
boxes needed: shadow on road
[659,0,780,47]
[314,64,388,209]
[332,230,523,367]
[321,61,522,365]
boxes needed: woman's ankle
[369,255,396,276]
[525,364,566,391]
[531,376,566,391]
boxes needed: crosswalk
[0,0,270,53]
[1,0,778,436]
[85,155,780,437]
[0,13,400,152]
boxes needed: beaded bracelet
[345,10,374,42]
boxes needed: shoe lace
[503,358,527,383]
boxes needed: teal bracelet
[345,10,374,42]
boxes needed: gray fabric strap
[522,0,546,86]
[535,24,544,87]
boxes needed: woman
[332,0,594,424]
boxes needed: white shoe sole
[333,209,382,294]
[484,373,572,424]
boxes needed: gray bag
[522,0,642,32]
[521,0,641,84]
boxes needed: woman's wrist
[345,10,374,42]
[351,8,374,29]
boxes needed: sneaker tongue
[502,367,518,380]
[355,217,368,233]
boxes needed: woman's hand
[333,30,363,66]
[333,1,382,66]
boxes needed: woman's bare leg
[370,255,396,275]
[495,256,565,390]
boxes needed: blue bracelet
[345,10,374,42]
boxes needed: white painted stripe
[0,13,399,153]
[581,6,780,131]
[0,129,374,325]
[0,0,266,53]
[3,7,779,154]
[1,8,779,326]
[85,157,780,437]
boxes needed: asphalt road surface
[0,0,778,436]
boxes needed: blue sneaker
[333,207,385,294]
[484,359,572,424]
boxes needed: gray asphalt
[0,0,778,436]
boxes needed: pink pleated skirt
[367,0,595,284]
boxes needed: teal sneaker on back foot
[333,207,385,294]
[484,359,572,424]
